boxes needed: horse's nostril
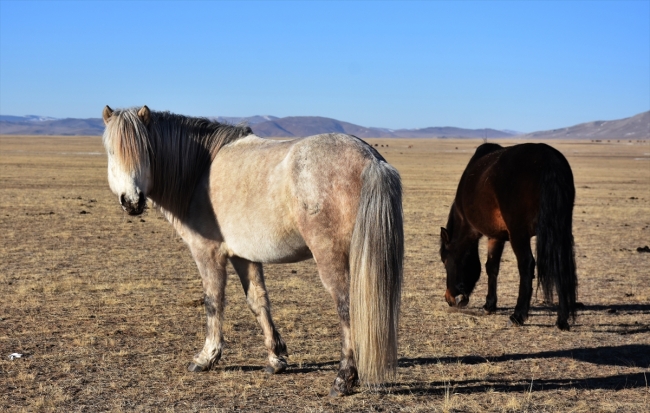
[120,194,126,206]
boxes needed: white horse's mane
[103,107,253,218]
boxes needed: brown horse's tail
[536,151,578,330]
[349,159,403,385]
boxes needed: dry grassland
[1,135,649,412]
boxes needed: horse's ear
[102,105,114,125]
[440,227,450,244]
[138,105,151,126]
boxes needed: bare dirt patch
[1,136,649,412]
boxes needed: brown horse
[440,143,578,330]
[102,106,403,396]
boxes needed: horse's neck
[446,203,459,235]
[148,127,214,219]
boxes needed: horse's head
[440,227,481,308]
[102,105,152,216]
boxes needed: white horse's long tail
[349,159,404,385]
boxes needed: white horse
[102,105,403,396]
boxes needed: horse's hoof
[507,315,524,327]
[187,362,209,372]
[557,320,571,331]
[483,305,496,315]
[329,387,350,397]
[328,377,353,397]
[264,356,287,374]
[264,364,286,374]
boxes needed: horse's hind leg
[509,235,535,326]
[315,259,358,397]
[484,238,505,314]
[230,257,288,374]
[188,248,228,372]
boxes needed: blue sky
[0,1,648,132]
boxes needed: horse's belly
[220,224,311,263]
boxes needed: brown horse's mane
[103,108,253,218]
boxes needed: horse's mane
[441,202,458,250]
[103,108,252,218]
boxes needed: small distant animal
[440,143,578,330]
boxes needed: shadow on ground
[399,344,650,369]
[386,372,649,395]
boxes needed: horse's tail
[349,159,403,385]
[536,149,578,330]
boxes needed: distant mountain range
[249,116,514,139]
[519,111,649,140]
[0,116,104,136]
[0,111,647,139]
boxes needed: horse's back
[463,143,569,192]
[457,143,572,238]
[492,144,573,201]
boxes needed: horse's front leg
[230,256,288,374]
[187,247,228,372]
[484,238,505,314]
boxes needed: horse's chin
[121,202,146,216]
[125,208,145,216]
[444,289,469,308]
[120,192,147,215]
[455,294,469,308]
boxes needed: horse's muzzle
[120,192,146,216]
[444,289,469,308]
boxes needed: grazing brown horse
[440,143,578,330]
[102,106,403,396]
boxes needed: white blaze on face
[106,150,151,206]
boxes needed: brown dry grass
[1,135,649,412]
